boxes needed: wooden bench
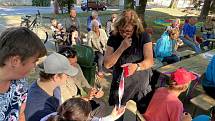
[152,58,164,70]
[207,38,215,49]
[177,50,196,59]
[126,100,146,121]
[190,93,215,115]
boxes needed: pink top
[143,87,183,121]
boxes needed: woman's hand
[110,106,126,120]
[120,37,132,51]
[121,63,138,77]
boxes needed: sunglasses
[170,33,176,36]
[61,50,76,58]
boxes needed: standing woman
[104,9,154,119]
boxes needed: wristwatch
[136,63,141,71]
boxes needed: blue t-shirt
[183,23,196,38]
[25,82,59,121]
[87,16,102,31]
[0,79,28,121]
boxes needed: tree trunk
[169,0,179,9]
[53,0,59,14]
[199,0,213,21]
[136,0,147,28]
[68,0,71,13]
[124,0,134,9]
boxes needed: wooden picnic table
[157,49,215,77]
[207,38,215,49]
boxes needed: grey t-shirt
[25,82,59,121]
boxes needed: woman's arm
[103,46,124,69]
[104,36,132,68]
[122,42,154,76]
[137,42,154,70]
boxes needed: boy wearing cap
[25,52,79,121]
[58,47,106,117]
[0,27,46,121]
[143,68,196,121]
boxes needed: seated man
[87,11,102,32]
[154,29,182,64]
[25,52,78,121]
[180,17,202,53]
[58,47,106,117]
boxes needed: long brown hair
[47,98,92,121]
[113,9,144,37]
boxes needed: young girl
[42,98,125,121]
[154,29,182,64]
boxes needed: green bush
[32,0,50,6]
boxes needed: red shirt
[143,87,183,121]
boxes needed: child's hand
[181,112,192,121]
[110,106,125,120]
[84,88,97,101]
[94,89,104,98]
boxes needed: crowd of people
[0,7,215,121]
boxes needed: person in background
[180,17,202,53]
[154,29,182,64]
[65,7,80,34]
[166,18,180,32]
[25,52,78,121]
[104,9,154,121]
[58,47,106,117]
[0,27,46,121]
[202,55,215,99]
[67,26,82,45]
[50,18,66,40]
[87,11,102,32]
[41,98,125,121]
[202,16,215,40]
[106,13,117,37]
[88,20,108,77]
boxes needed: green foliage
[32,0,50,6]
[58,0,75,7]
